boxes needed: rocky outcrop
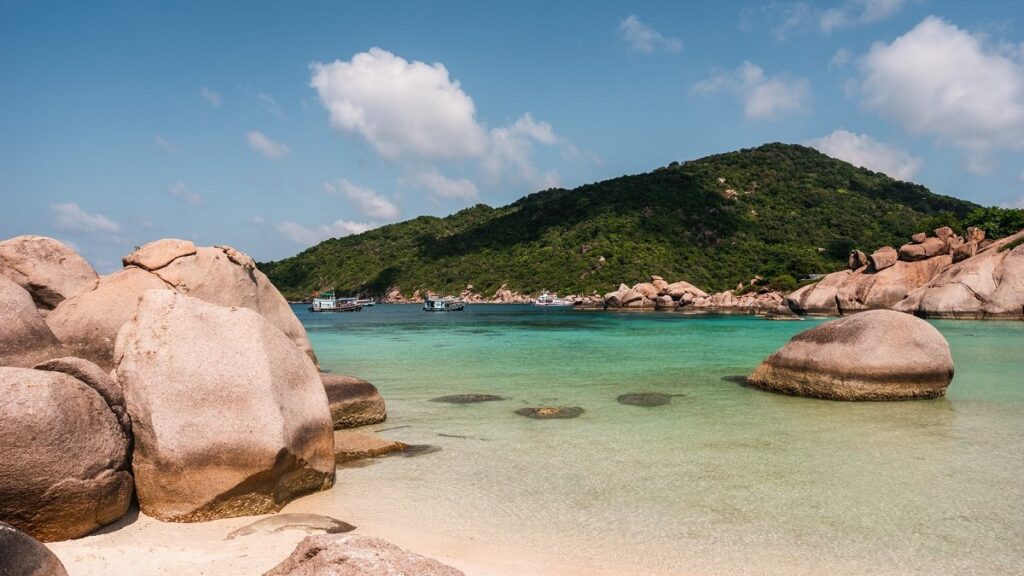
[265,533,465,576]
[785,270,850,315]
[603,277,706,309]
[834,256,952,314]
[46,241,317,369]
[0,274,66,367]
[322,374,386,429]
[115,290,334,522]
[0,367,132,541]
[691,289,784,313]
[747,310,953,400]
[894,230,1024,319]
[0,235,97,314]
[899,237,946,261]
[0,522,69,575]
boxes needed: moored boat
[309,291,363,312]
[533,291,574,307]
[423,297,465,311]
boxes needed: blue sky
[1,0,1022,271]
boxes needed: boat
[356,298,375,307]
[423,296,465,312]
[533,291,574,307]
[308,291,362,312]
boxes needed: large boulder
[0,235,97,314]
[265,533,465,576]
[115,290,334,522]
[848,250,867,270]
[632,282,660,300]
[139,244,317,366]
[835,256,952,314]
[0,522,69,575]
[895,230,1024,319]
[0,275,65,367]
[45,267,171,369]
[121,238,196,271]
[34,357,131,434]
[664,280,707,300]
[322,374,386,429]
[0,367,132,541]
[747,310,953,400]
[867,246,898,272]
[785,270,850,314]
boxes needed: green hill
[261,143,979,299]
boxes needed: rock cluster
[786,226,1023,317]
[603,276,708,309]
[1,235,342,543]
[748,310,954,400]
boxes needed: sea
[294,303,1024,576]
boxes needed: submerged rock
[334,431,404,463]
[747,310,953,401]
[515,406,585,419]
[0,367,132,541]
[225,513,355,540]
[431,393,506,404]
[115,290,334,522]
[322,374,386,429]
[0,521,69,576]
[616,393,676,407]
[265,533,465,576]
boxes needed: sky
[1,0,1022,272]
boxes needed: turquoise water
[297,304,1024,576]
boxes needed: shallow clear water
[297,304,1024,576]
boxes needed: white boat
[356,298,375,307]
[533,291,574,307]
[423,297,465,312]
[309,291,362,312]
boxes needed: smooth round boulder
[121,238,196,271]
[0,274,65,368]
[0,521,70,575]
[0,367,132,541]
[34,357,131,434]
[265,534,465,576]
[747,310,953,401]
[322,374,387,429]
[0,235,97,313]
[115,290,334,522]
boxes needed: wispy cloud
[806,129,922,180]
[324,179,399,220]
[741,0,907,40]
[167,180,203,205]
[617,15,682,54]
[246,131,290,160]
[407,167,479,201]
[154,135,177,153]
[51,202,122,238]
[257,93,285,119]
[200,86,221,107]
[694,61,810,120]
[276,219,374,246]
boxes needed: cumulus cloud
[51,203,121,236]
[324,179,399,220]
[858,17,1024,167]
[246,131,290,160]
[806,129,922,180]
[407,167,479,201]
[310,48,487,159]
[310,48,578,190]
[200,86,221,107]
[276,220,374,246]
[694,61,810,120]
[167,180,203,205]
[617,15,682,54]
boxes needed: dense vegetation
[261,143,984,299]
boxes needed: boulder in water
[431,394,505,404]
[514,406,584,419]
[322,374,386,429]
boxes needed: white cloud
[51,203,121,236]
[310,48,487,160]
[154,136,176,153]
[167,180,203,205]
[408,167,479,201]
[694,61,810,120]
[617,15,682,54]
[200,86,221,107]
[806,129,922,180]
[276,219,374,246]
[310,48,576,190]
[858,17,1024,167]
[822,0,907,32]
[246,131,290,160]
[324,179,399,220]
